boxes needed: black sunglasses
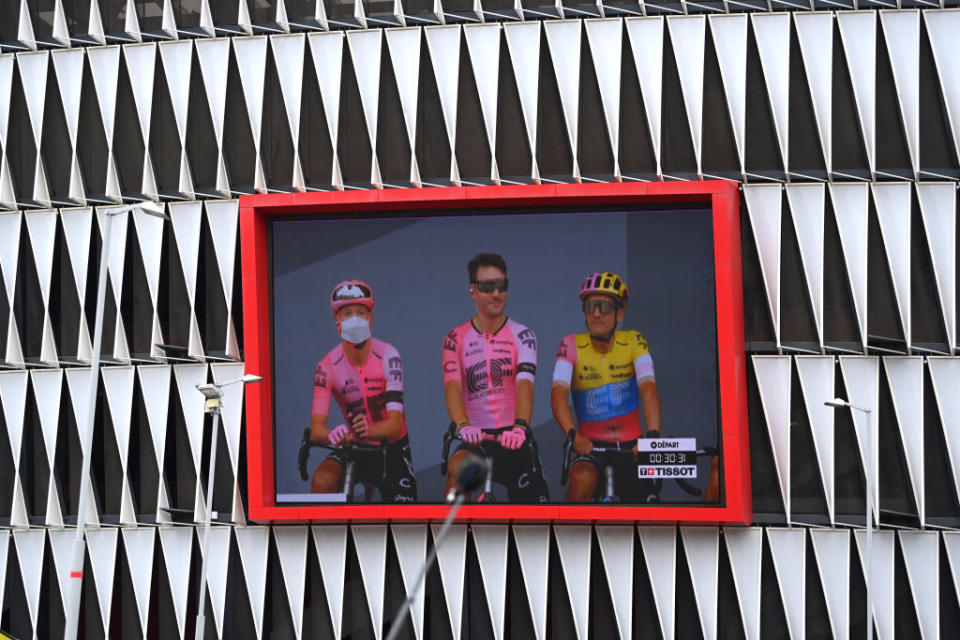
[472,278,509,293]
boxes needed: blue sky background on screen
[271,209,717,502]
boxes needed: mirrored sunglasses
[583,298,616,314]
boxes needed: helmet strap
[592,331,615,344]
[590,319,618,344]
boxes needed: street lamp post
[63,202,168,640]
[825,397,875,640]
[194,374,262,640]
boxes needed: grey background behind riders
[271,208,718,502]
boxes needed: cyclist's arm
[444,380,469,425]
[442,328,469,426]
[310,358,337,444]
[633,332,661,435]
[551,383,577,434]
[368,345,406,440]
[639,380,661,435]
[551,335,578,434]
[515,379,534,424]
[310,412,335,445]
[552,381,591,454]
[366,410,404,440]
[513,323,537,425]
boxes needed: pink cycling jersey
[442,318,537,430]
[312,338,406,445]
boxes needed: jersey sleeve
[631,331,655,384]
[311,355,333,416]
[552,334,577,386]
[381,343,405,413]
[442,327,462,384]
[512,323,537,383]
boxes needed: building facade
[0,0,959,638]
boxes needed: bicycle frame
[561,431,720,503]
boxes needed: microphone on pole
[386,454,489,640]
[453,454,488,494]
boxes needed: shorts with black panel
[326,435,418,502]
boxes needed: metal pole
[865,407,874,640]
[195,399,223,640]
[384,493,466,640]
[63,208,118,640]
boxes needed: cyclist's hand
[632,443,638,462]
[328,424,351,447]
[500,427,527,450]
[459,425,483,444]
[573,432,593,455]
[350,412,370,438]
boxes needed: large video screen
[269,205,723,507]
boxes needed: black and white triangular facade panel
[0,3,957,639]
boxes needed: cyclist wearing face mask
[441,253,549,502]
[309,280,417,502]
[551,271,662,502]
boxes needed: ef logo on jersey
[388,356,402,382]
[443,330,458,352]
[517,329,536,350]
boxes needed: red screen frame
[240,181,750,524]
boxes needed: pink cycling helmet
[579,271,630,306]
[330,280,374,315]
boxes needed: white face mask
[339,315,371,344]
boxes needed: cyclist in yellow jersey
[551,271,663,502]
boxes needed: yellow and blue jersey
[552,330,655,441]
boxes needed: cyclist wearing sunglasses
[441,253,549,502]
[551,271,663,502]
[308,280,417,502]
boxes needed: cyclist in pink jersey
[441,253,549,502]
[308,280,417,502]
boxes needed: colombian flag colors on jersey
[552,330,655,442]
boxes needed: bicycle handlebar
[440,423,543,477]
[560,430,718,494]
[297,428,388,481]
